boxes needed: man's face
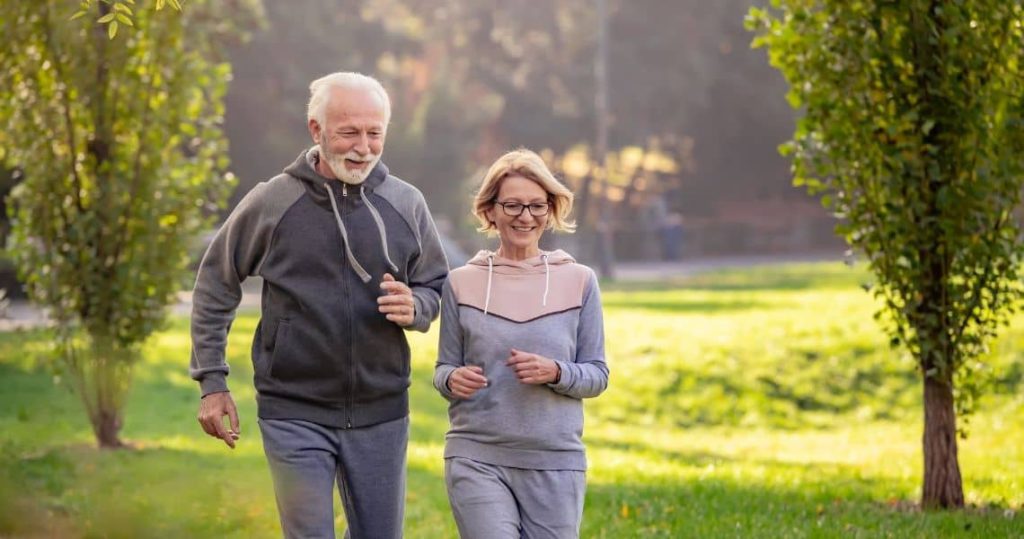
[309,86,387,183]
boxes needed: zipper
[341,190,355,430]
[330,180,354,429]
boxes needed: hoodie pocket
[267,319,290,378]
[267,320,333,384]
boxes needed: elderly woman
[433,149,609,538]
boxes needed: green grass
[1,262,1022,537]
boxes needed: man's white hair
[307,72,391,128]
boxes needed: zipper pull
[342,183,348,197]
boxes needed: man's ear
[308,118,322,145]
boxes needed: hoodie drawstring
[325,182,372,283]
[483,254,494,316]
[360,187,400,273]
[542,253,550,307]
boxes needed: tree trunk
[94,407,126,449]
[921,374,964,508]
[68,336,133,450]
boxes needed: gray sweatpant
[258,416,409,539]
[444,457,586,539]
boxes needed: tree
[0,0,263,448]
[748,1,1024,507]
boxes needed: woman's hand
[448,366,488,399]
[506,349,560,385]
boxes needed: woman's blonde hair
[473,149,576,235]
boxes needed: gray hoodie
[191,147,448,429]
[433,250,609,470]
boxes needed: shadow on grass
[0,441,276,538]
[0,436,457,539]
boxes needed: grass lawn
[0,262,1021,537]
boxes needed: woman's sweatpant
[258,416,409,539]
[444,456,586,539]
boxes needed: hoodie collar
[283,145,389,207]
[468,249,575,316]
[467,249,575,272]
[281,146,397,284]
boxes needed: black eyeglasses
[494,201,551,217]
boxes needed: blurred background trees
[220,0,829,265]
[2,0,824,278]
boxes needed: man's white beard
[321,145,380,184]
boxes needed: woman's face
[486,174,550,257]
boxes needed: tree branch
[40,2,84,214]
[108,14,169,306]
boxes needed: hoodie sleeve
[189,178,301,396]
[433,279,462,400]
[548,268,609,399]
[405,189,449,333]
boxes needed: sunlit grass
[1,262,1021,537]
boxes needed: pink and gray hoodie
[433,249,609,471]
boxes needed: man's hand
[197,391,240,449]
[506,349,560,385]
[378,273,416,327]
[448,366,488,399]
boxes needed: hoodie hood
[455,249,581,319]
[467,249,576,272]
[283,145,389,208]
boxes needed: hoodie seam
[258,181,308,277]
[456,303,582,324]
[385,176,422,241]
[366,190,423,262]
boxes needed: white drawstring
[542,253,550,306]
[483,254,494,316]
[325,182,371,283]
[359,186,400,273]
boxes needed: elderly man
[189,72,448,538]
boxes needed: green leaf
[70,10,88,21]
[97,12,116,23]
[108,20,118,39]
[116,14,133,26]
